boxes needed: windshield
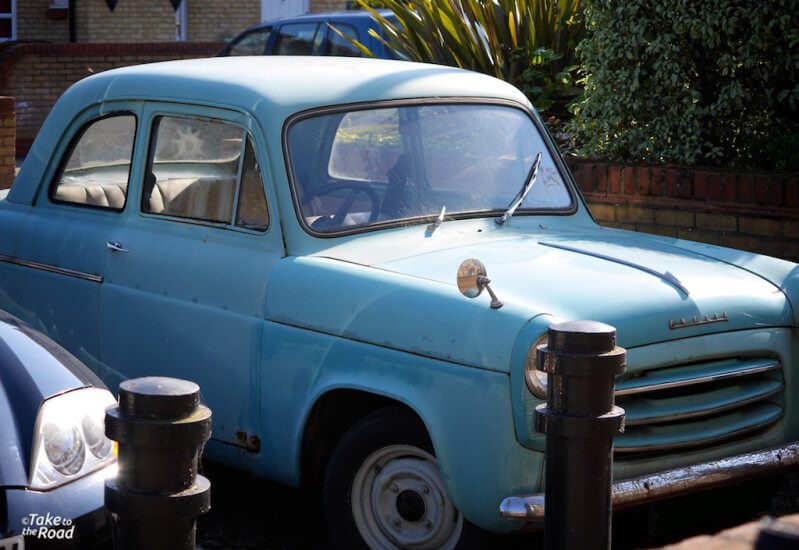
[287,103,573,234]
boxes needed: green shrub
[346,0,584,115]
[568,0,799,170]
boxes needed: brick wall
[0,43,222,151]
[17,0,70,43]
[311,1,348,12]
[568,160,799,263]
[187,0,260,42]
[75,0,176,43]
[0,97,14,191]
[14,1,342,44]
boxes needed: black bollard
[104,377,212,550]
[534,321,626,550]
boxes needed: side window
[142,115,268,231]
[51,115,136,210]
[227,28,271,56]
[236,139,269,231]
[327,23,360,57]
[273,23,320,55]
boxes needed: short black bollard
[104,377,212,550]
[534,321,626,550]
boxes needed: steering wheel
[302,182,381,228]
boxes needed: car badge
[669,312,729,329]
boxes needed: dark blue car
[218,10,398,59]
[0,311,116,548]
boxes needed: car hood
[375,230,793,347]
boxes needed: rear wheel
[324,407,465,549]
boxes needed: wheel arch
[299,387,431,487]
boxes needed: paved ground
[661,514,799,549]
[196,462,798,549]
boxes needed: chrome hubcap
[351,444,463,549]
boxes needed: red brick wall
[567,160,799,263]
[0,97,14,191]
[0,42,223,153]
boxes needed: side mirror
[457,259,503,309]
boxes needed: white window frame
[0,0,17,43]
[261,0,309,22]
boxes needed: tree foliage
[568,0,799,170]
[347,0,584,114]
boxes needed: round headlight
[82,412,113,459]
[43,422,85,476]
[524,334,549,399]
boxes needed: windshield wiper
[426,205,446,234]
[496,152,542,226]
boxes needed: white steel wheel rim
[351,444,463,550]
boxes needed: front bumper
[3,464,115,549]
[500,441,799,520]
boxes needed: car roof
[8,57,532,205]
[69,56,531,119]
[253,9,393,27]
[235,9,395,35]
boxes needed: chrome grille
[615,358,784,455]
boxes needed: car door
[0,103,142,373]
[99,102,283,452]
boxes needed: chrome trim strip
[624,386,783,426]
[538,241,690,295]
[615,410,782,453]
[0,253,103,283]
[669,313,728,329]
[615,362,781,396]
[500,441,799,520]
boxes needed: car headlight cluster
[524,334,549,399]
[29,387,117,490]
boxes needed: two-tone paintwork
[0,57,797,533]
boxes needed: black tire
[324,407,488,549]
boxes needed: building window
[0,0,16,42]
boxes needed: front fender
[265,256,535,374]
[255,320,542,533]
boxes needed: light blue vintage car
[1,57,798,549]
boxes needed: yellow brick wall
[187,0,261,42]
[15,1,347,44]
[16,0,69,43]
[75,0,176,43]
[0,43,222,148]
[310,0,348,12]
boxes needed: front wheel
[324,407,465,549]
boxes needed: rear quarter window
[327,23,360,57]
[273,23,320,55]
[228,27,271,56]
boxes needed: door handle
[106,241,129,253]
